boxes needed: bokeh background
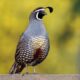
[0,0,80,74]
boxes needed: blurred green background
[0,0,80,74]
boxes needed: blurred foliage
[0,0,80,74]
[72,0,80,14]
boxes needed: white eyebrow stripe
[35,9,45,12]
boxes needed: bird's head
[29,7,53,21]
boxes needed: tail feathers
[9,62,25,74]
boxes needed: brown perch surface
[0,74,80,80]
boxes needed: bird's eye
[36,12,42,20]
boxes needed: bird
[9,6,53,74]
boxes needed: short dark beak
[42,11,47,16]
[44,11,47,15]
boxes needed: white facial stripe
[35,9,45,12]
[36,12,42,20]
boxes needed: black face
[36,11,46,20]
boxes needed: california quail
[9,6,53,74]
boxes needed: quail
[9,6,53,74]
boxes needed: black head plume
[46,6,53,13]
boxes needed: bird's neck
[30,19,46,31]
[24,19,47,36]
